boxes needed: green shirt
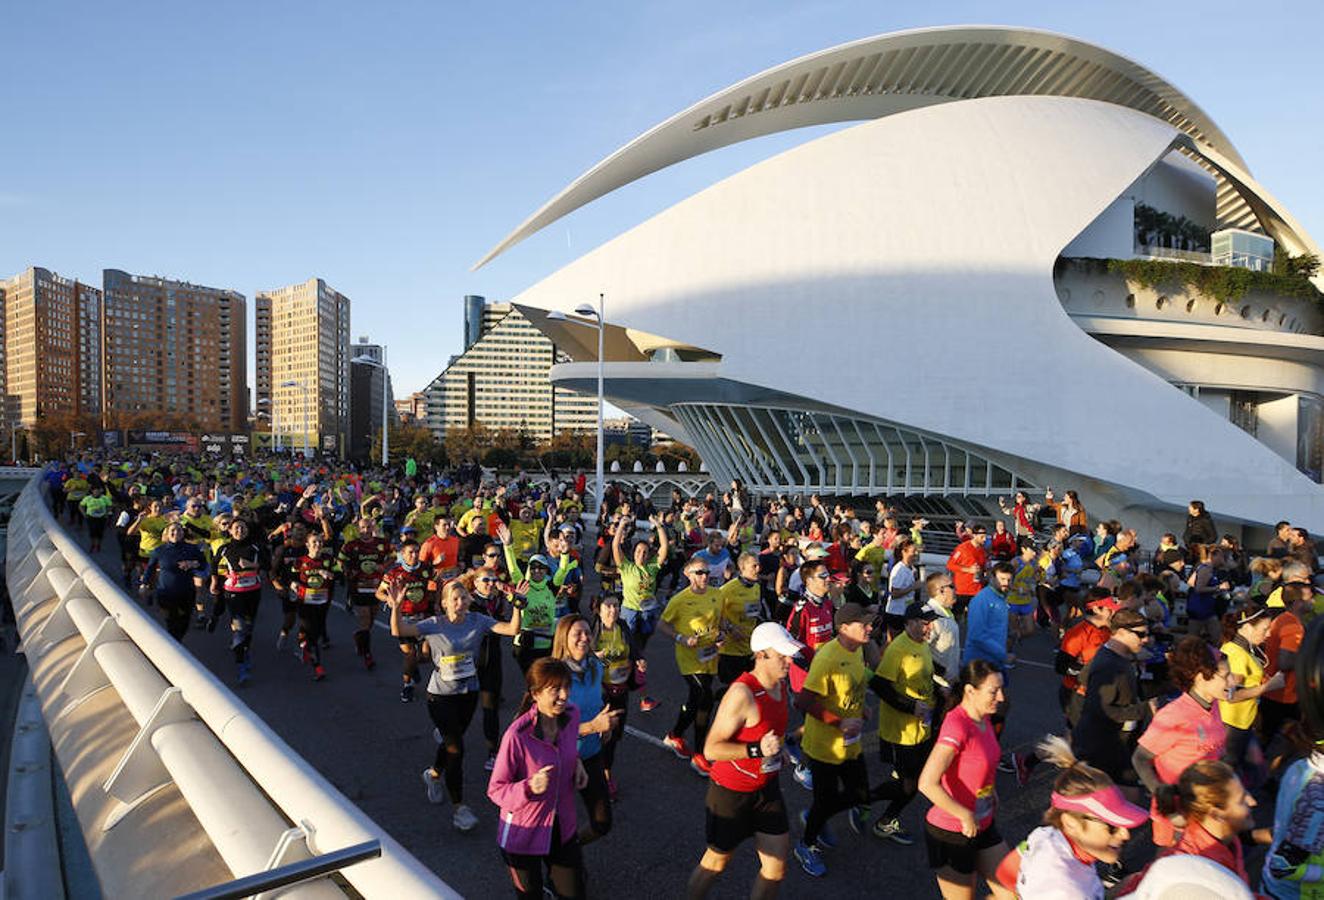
[80,495,114,518]
[620,558,661,612]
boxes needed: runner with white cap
[686,622,802,900]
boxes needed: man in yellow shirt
[716,553,763,685]
[659,559,723,775]
[854,530,890,593]
[866,601,938,845]
[793,602,874,877]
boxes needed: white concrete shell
[476,25,1289,269]
[502,92,1324,533]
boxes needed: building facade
[101,270,246,432]
[255,278,350,454]
[422,299,598,442]
[483,26,1324,540]
[395,392,427,423]
[1,267,102,428]
[348,336,393,461]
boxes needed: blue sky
[3,2,1321,396]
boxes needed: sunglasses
[484,552,500,558]
[809,572,830,580]
[688,570,710,578]
[478,576,499,583]
[1125,628,1151,638]
[1076,814,1125,837]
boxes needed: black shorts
[350,590,379,607]
[717,653,753,685]
[924,821,1002,875]
[704,780,788,853]
[881,736,933,782]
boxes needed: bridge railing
[6,473,458,899]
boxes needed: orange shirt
[420,534,462,586]
[1060,620,1109,693]
[1265,610,1304,704]
[946,541,987,596]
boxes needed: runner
[269,522,309,653]
[79,484,113,553]
[375,538,435,702]
[1220,602,1285,774]
[613,513,668,711]
[792,602,875,877]
[209,518,270,684]
[716,552,763,686]
[337,515,394,669]
[291,531,339,681]
[917,659,1015,900]
[141,521,209,641]
[659,558,724,775]
[1054,592,1119,728]
[487,657,589,900]
[550,615,620,843]
[997,735,1147,899]
[1132,635,1231,847]
[1070,609,1153,787]
[467,565,517,769]
[686,622,802,900]
[390,578,522,832]
[590,592,642,798]
[498,522,560,672]
[866,601,940,845]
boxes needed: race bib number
[974,785,995,823]
[843,730,861,747]
[228,571,260,591]
[696,644,718,663]
[302,588,329,604]
[437,653,476,681]
[742,601,761,620]
[638,595,658,611]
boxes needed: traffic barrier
[7,474,459,899]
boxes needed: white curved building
[480,26,1324,538]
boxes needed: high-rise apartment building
[101,270,247,431]
[422,299,598,442]
[255,278,350,454]
[1,267,102,427]
[348,336,393,461]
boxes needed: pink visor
[1051,786,1148,828]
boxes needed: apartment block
[255,278,350,454]
[101,269,247,431]
[348,336,393,461]
[0,267,101,427]
[423,299,598,442]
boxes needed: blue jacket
[566,658,605,760]
[963,584,1010,669]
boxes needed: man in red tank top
[687,622,803,899]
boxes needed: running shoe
[321,636,331,649]
[401,683,416,703]
[690,754,712,778]
[205,616,219,633]
[313,665,326,682]
[452,804,478,832]
[484,752,497,773]
[276,630,288,650]
[364,653,375,671]
[793,762,814,792]
[1014,751,1034,788]
[236,661,251,685]
[662,733,692,759]
[798,808,837,849]
[848,806,870,836]
[421,768,445,804]
[793,842,826,878]
[997,755,1016,775]
[434,727,443,743]
[872,817,915,845]
[639,696,660,712]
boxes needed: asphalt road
[54,522,1153,899]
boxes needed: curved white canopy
[476,25,1250,268]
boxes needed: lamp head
[573,304,598,318]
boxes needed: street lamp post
[70,431,87,451]
[351,348,389,467]
[280,379,310,458]
[257,397,278,453]
[547,297,606,514]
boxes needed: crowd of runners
[37,454,1324,899]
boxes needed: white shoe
[421,768,445,804]
[434,727,443,743]
[452,803,478,832]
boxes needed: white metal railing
[7,474,458,899]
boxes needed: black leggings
[480,647,503,753]
[401,641,422,685]
[578,753,612,840]
[428,692,479,804]
[804,757,871,847]
[502,816,585,900]
[298,603,329,666]
[87,516,107,543]
[601,689,628,771]
[671,673,715,749]
[156,590,193,641]
[515,638,550,674]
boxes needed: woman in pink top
[1132,636,1230,848]
[488,657,589,899]
[918,659,1015,900]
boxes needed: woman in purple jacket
[488,657,589,899]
